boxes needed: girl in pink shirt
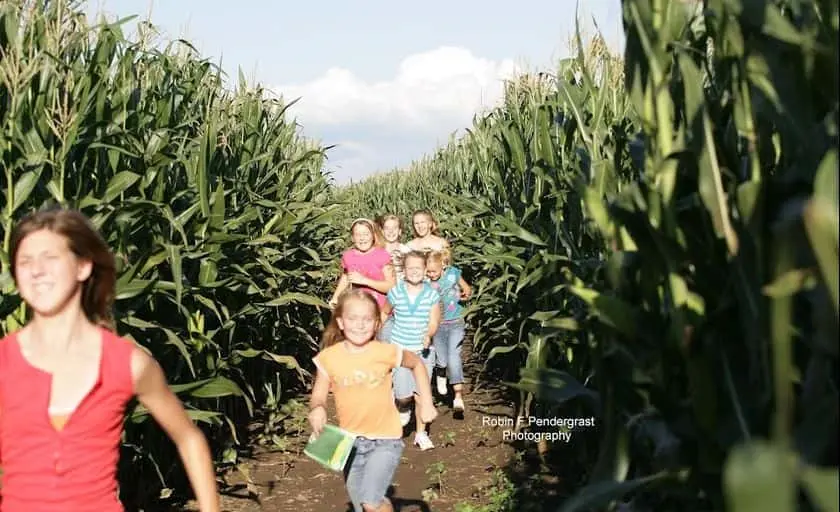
[0,208,219,512]
[328,218,395,313]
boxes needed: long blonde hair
[426,248,451,267]
[321,289,382,349]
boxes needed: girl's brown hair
[410,209,440,236]
[350,217,384,248]
[9,207,117,329]
[321,289,382,348]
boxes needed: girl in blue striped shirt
[380,251,441,451]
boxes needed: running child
[407,209,449,253]
[375,213,411,342]
[329,218,395,317]
[426,249,472,414]
[0,207,219,511]
[380,251,441,451]
[309,289,437,512]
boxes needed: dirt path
[197,339,521,512]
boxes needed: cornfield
[339,0,839,510]
[1,0,837,511]
[0,0,343,505]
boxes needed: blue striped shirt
[387,281,441,351]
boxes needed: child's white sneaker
[399,410,412,427]
[436,375,448,395]
[452,396,464,412]
[414,432,434,451]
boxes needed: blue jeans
[343,437,404,512]
[393,347,434,399]
[378,315,394,342]
[434,319,465,385]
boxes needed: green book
[304,424,357,471]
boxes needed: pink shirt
[0,327,135,511]
[341,247,392,306]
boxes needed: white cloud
[270,47,524,184]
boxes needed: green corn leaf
[724,440,796,511]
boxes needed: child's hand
[328,298,338,310]
[308,405,327,437]
[460,285,472,300]
[346,271,368,286]
[423,336,432,349]
[417,399,438,424]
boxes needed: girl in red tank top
[0,208,219,511]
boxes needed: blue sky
[83,0,625,184]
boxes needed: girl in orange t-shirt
[309,289,437,512]
[0,207,219,511]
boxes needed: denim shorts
[393,347,434,400]
[343,437,404,512]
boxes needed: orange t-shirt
[313,341,403,439]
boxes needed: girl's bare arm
[132,349,220,512]
[427,301,442,337]
[458,276,472,298]
[308,367,330,436]
[309,368,330,410]
[380,299,393,324]
[330,274,349,304]
[351,263,395,294]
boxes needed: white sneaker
[414,432,434,451]
[436,375,448,395]
[399,410,412,427]
[452,396,464,412]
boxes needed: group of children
[0,205,471,512]
[311,209,472,512]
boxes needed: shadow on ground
[331,485,431,512]
[456,350,602,512]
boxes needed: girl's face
[412,214,433,237]
[382,219,401,243]
[14,229,91,318]
[336,298,378,346]
[403,255,426,285]
[426,260,443,281]
[351,223,375,252]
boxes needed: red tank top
[0,327,135,511]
